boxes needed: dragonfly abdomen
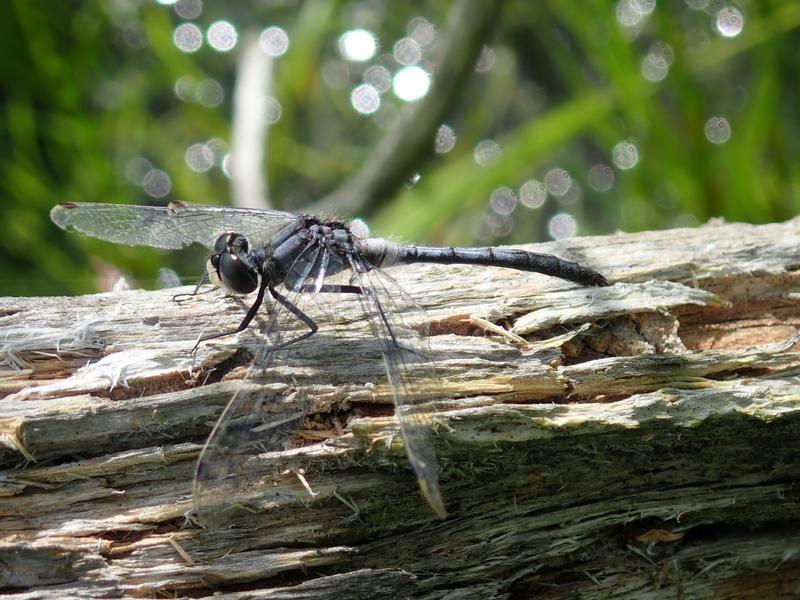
[358,238,608,287]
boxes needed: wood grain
[2,219,799,598]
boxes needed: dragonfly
[51,201,608,525]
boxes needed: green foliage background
[1,1,798,296]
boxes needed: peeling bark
[2,219,800,598]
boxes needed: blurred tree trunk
[1,219,799,598]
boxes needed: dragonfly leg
[267,286,319,351]
[298,284,363,294]
[363,287,428,360]
[190,278,268,353]
[189,284,364,354]
[270,283,400,352]
[173,272,214,302]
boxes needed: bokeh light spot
[548,213,578,240]
[477,213,513,241]
[616,0,644,27]
[544,168,572,197]
[715,6,744,38]
[142,169,172,198]
[205,138,228,165]
[520,180,547,209]
[339,29,377,62]
[475,46,495,73]
[174,75,196,102]
[408,17,435,46]
[650,40,675,65]
[157,267,183,289]
[393,37,422,65]
[641,53,669,82]
[490,187,517,215]
[587,164,615,192]
[125,157,152,185]
[185,143,214,172]
[434,124,456,154]
[173,23,203,53]
[207,20,237,52]
[641,42,673,82]
[392,66,430,101]
[704,115,731,144]
[473,140,502,166]
[221,154,233,178]
[612,141,639,170]
[265,96,282,123]
[259,26,289,56]
[175,0,202,19]
[364,65,391,94]
[351,84,381,115]
[197,78,224,107]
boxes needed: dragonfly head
[207,232,259,294]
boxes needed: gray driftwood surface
[2,219,800,598]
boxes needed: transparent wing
[50,202,299,250]
[193,240,445,526]
[193,242,327,529]
[351,260,446,518]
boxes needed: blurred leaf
[0,1,798,296]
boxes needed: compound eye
[213,233,232,253]
[218,253,258,293]
[213,232,249,254]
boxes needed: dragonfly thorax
[272,218,355,291]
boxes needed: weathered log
[1,219,799,598]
